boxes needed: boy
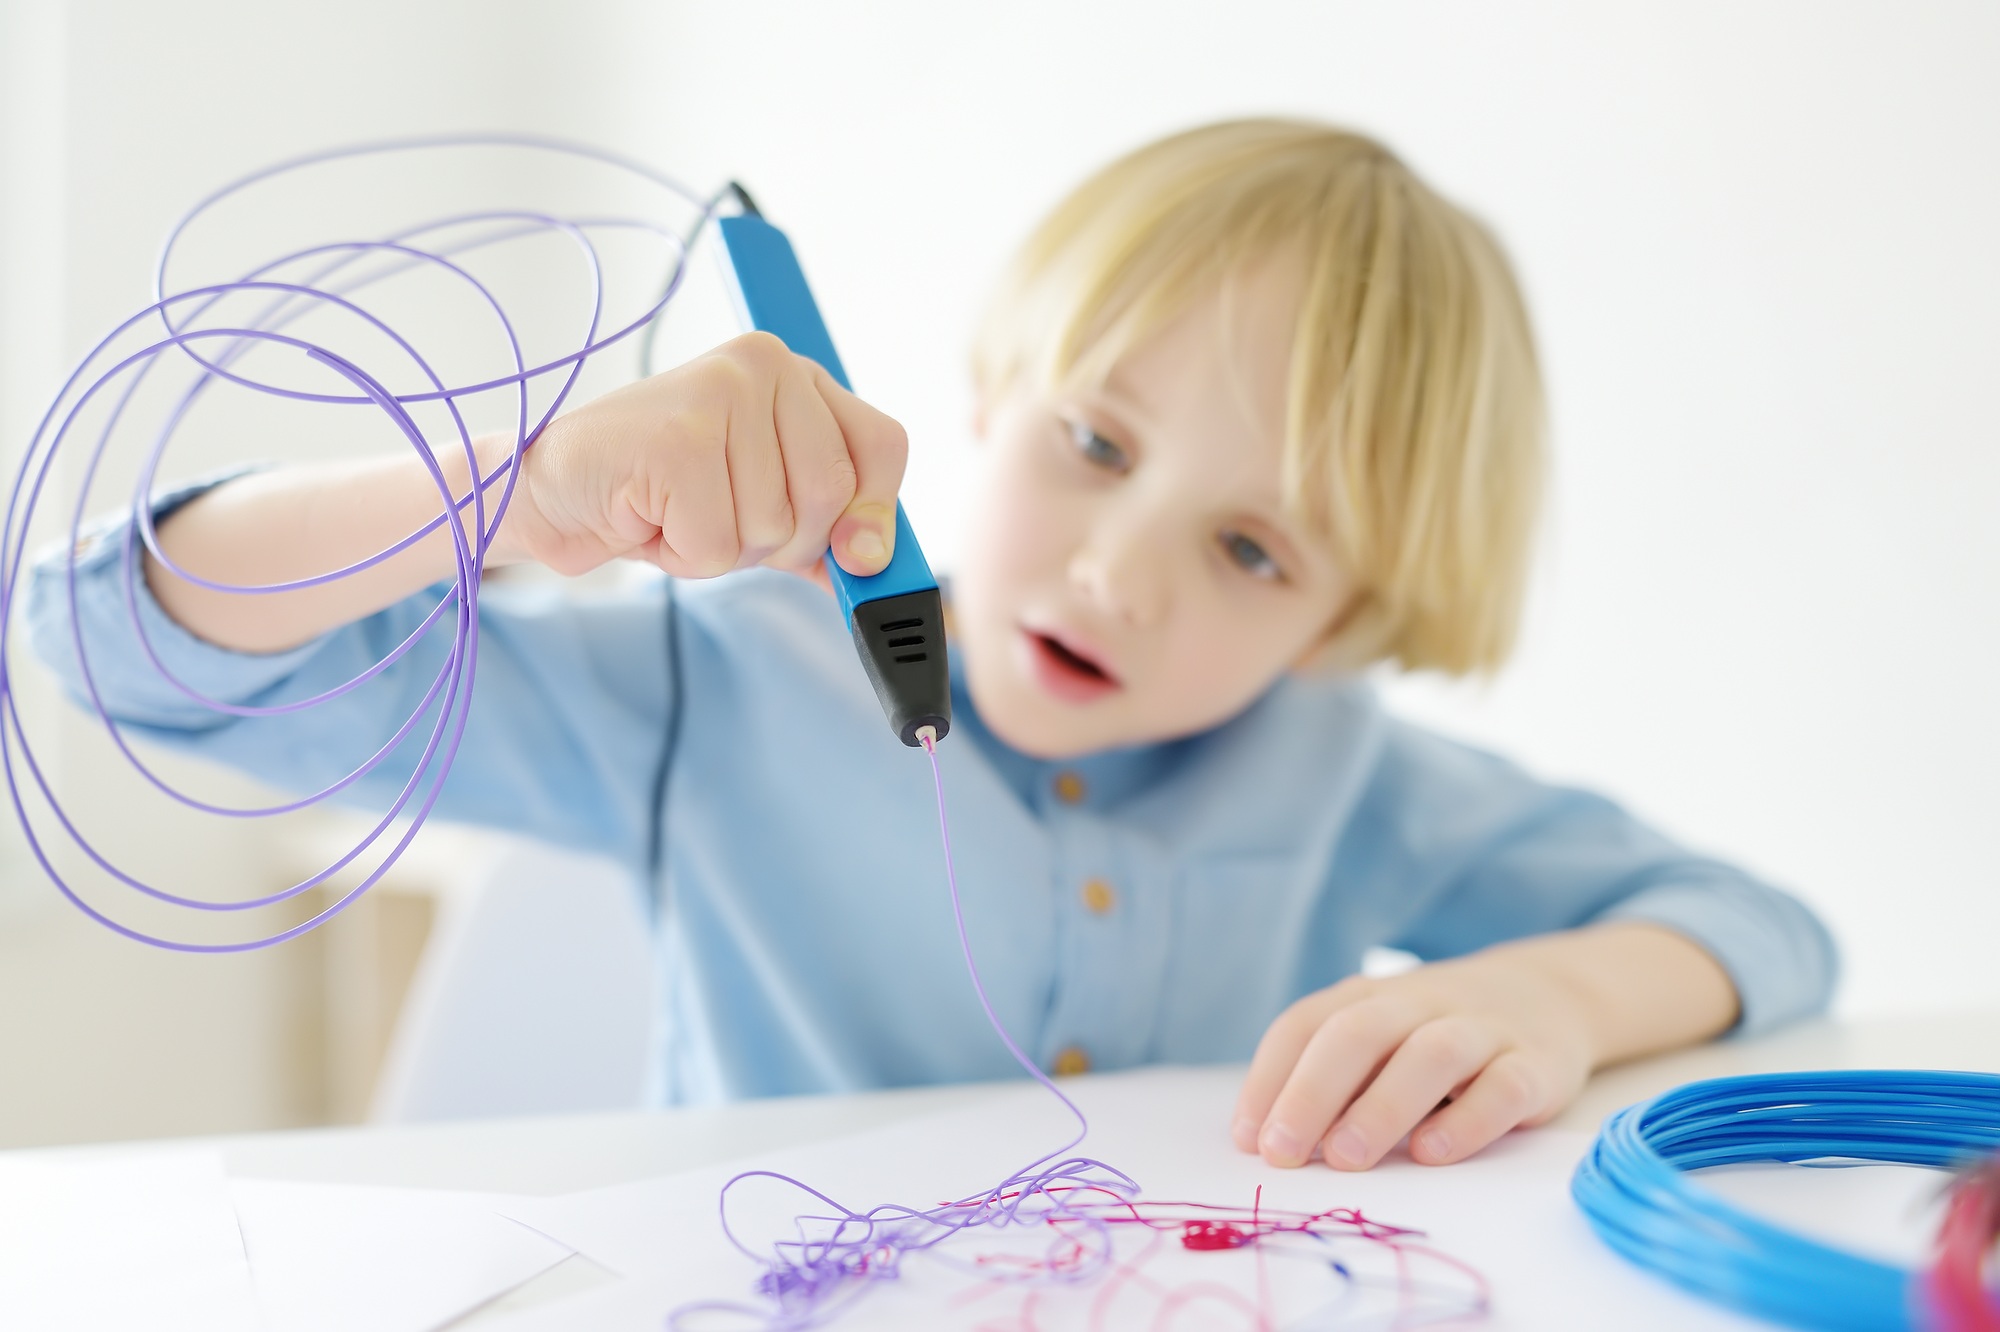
[31,119,1834,1171]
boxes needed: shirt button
[1052,1046,1092,1077]
[1080,877,1116,915]
[1052,771,1087,805]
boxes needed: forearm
[145,438,525,653]
[1496,920,1740,1068]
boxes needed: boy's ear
[970,398,988,441]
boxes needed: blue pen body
[715,210,951,746]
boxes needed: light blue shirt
[28,483,1837,1104]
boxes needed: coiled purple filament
[670,729,1141,1331]
[0,135,716,951]
[0,137,1469,1330]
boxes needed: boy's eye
[1220,530,1282,581]
[1066,418,1131,473]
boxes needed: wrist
[1509,923,1739,1070]
[1525,940,1623,1070]
[461,433,543,567]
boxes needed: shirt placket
[1033,765,1171,1076]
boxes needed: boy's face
[955,265,1357,760]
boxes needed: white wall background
[616,0,2000,1018]
[0,0,1994,1141]
[0,0,663,1144]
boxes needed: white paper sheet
[0,1147,260,1332]
[502,1065,1912,1330]
[230,1179,574,1332]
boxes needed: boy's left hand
[1230,943,1598,1171]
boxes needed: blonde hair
[972,119,1544,675]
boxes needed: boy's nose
[1068,521,1170,627]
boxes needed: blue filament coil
[1572,1069,2000,1331]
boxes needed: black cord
[724,180,762,218]
[634,179,762,380]
[644,584,687,889]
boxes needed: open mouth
[1020,628,1122,703]
[1040,634,1109,681]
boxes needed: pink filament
[668,734,1485,1330]
[1930,1155,2000,1332]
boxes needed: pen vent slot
[850,586,951,747]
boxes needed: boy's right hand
[496,331,908,582]
[142,333,908,656]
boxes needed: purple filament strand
[668,733,1140,1330]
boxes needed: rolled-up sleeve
[28,476,327,728]
[24,476,676,874]
[1594,873,1837,1038]
[1357,721,1837,1037]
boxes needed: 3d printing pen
[715,190,952,747]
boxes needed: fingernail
[1325,1125,1369,1169]
[846,527,886,564]
[1416,1128,1451,1162]
[1259,1122,1305,1165]
[1231,1117,1261,1153]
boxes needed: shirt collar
[945,643,1194,812]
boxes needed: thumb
[810,365,908,577]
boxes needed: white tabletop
[20,1008,2000,1326]
[157,1008,1993,1195]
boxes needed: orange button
[1080,878,1116,915]
[1053,771,1087,804]
[1051,1046,1092,1077]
